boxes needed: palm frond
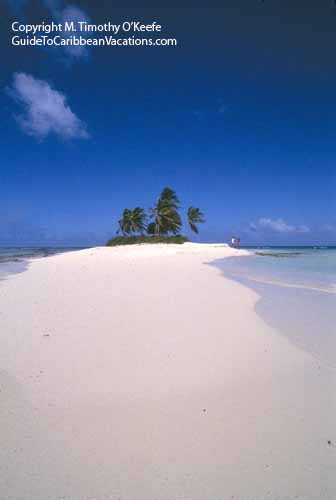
[187,206,205,234]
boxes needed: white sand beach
[0,243,335,500]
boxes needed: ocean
[214,247,336,368]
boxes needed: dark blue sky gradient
[1,1,336,245]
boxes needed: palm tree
[187,206,205,234]
[117,209,131,235]
[149,187,182,236]
[146,222,156,235]
[159,187,180,209]
[117,207,147,235]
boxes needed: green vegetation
[149,187,182,236]
[187,206,205,234]
[117,207,146,236]
[106,235,188,246]
[106,187,205,247]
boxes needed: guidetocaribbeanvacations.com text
[10,20,178,48]
[12,36,178,47]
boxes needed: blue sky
[1,1,336,246]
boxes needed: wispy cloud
[8,72,89,140]
[6,0,91,63]
[53,4,91,62]
[250,217,310,234]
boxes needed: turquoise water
[219,247,336,293]
[214,247,336,367]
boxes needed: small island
[106,187,205,246]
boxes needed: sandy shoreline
[0,243,335,500]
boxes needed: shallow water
[213,247,336,368]
[0,260,28,282]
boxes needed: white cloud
[43,2,91,62]
[9,72,89,140]
[57,5,91,61]
[7,0,91,62]
[251,217,310,234]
